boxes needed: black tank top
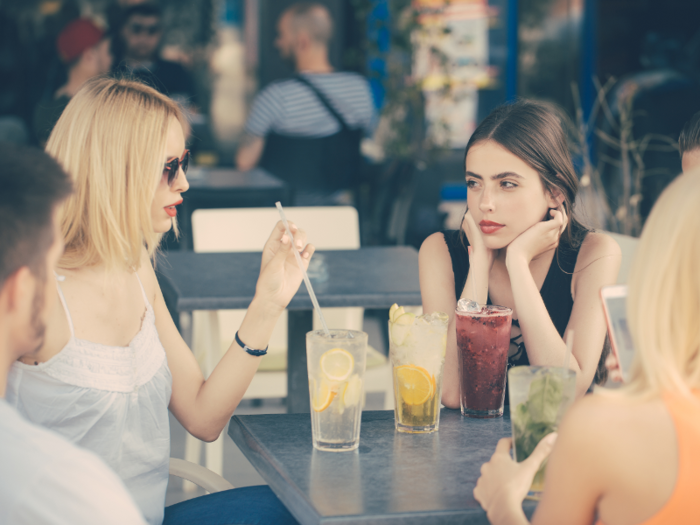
[442,226,586,371]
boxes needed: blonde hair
[46,76,184,272]
[624,168,700,398]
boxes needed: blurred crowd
[0,1,376,206]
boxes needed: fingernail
[544,433,558,445]
[303,252,310,258]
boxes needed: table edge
[228,416,322,524]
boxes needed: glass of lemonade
[306,329,367,452]
[508,366,576,497]
[388,304,448,433]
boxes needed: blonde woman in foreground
[7,77,313,525]
[474,169,700,524]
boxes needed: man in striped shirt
[236,2,376,203]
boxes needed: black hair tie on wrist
[235,331,268,356]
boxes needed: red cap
[56,18,105,63]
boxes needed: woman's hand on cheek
[463,209,496,267]
[506,206,568,267]
[255,221,315,314]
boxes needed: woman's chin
[153,218,174,234]
[483,237,510,251]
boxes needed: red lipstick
[479,220,504,234]
[165,199,183,218]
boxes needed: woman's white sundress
[7,273,172,525]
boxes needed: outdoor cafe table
[173,166,291,250]
[228,407,537,524]
[158,246,422,412]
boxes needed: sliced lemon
[395,312,416,325]
[390,312,415,345]
[395,364,434,406]
[389,303,399,322]
[392,306,406,322]
[343,374,363,407]
[390,323,410,346]
[312,379,336,412]
[320,348,354,381]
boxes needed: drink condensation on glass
[388,305,448,433]
[509,366,576,496]
[306,329,367,452]
[455,304,513,418]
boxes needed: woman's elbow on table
[441,385,461,410]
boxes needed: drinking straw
[564,330,574,369]
[275,202,331,336]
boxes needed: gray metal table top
[186,166,287,192]
[157,246,422,312]
[229,408,536,524]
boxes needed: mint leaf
[526,373,564,425]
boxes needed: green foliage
[351,0,453,160]
[512,373,567,462]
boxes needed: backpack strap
[295,74,351,131]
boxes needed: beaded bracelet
[235,331,268,357]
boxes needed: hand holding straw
[275,202,330,336]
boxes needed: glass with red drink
[455,304,513,418]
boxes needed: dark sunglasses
[163,150,189,186]
[128,23,160,36]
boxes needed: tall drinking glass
[455,305,512,418]
[509,366,576,497]
[306,329,367,452]
[389,311,448,433]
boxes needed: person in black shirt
[33,18,112,146]
[419,100,621,409]
[113,3,197,109]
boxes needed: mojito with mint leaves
[509,366,576,496]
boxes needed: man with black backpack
[236,2,376,205]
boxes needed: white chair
[183,206,394,490]
[169,458,234,493]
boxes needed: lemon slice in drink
[395,364,434,405]
[320,348,354,381]
[391,305,406,322]
[390,312,415,345]
[389,303,399,321]
[343,374,363,406]
[312,379,336,412]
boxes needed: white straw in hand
[275,202,330,336]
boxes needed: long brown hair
[464,99,588,250]
[463,99,609,384]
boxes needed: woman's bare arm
[419,233,461,408]
[148,221,314,441]
[507,223,620,395]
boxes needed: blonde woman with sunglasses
[474,169,700,524]
[6,76,313,525]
